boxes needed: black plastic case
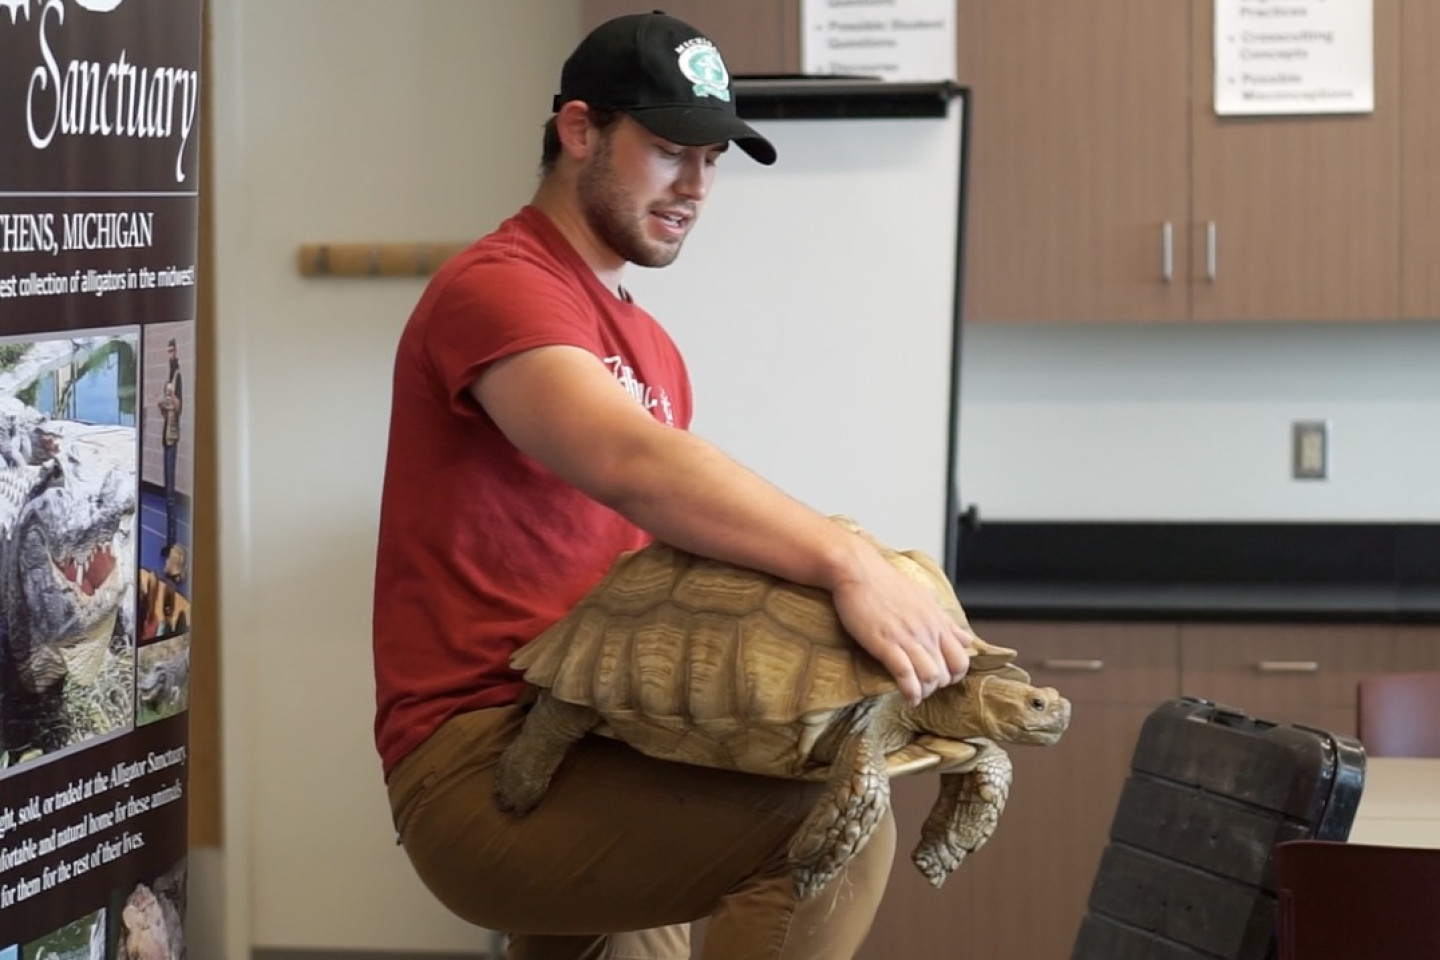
[1071,697,1366,960]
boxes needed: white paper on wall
[1214,0,1374,115]
[801,0,955,81]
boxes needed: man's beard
[578,134,685,269]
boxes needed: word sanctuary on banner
[14,0,201,184]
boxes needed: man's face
[577,114,727,268]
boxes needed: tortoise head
[977,675,1070,744]
[916,674,1071,746]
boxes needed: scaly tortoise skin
[493,518,1072,898]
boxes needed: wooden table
[1347,757,1440,849]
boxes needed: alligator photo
[138,638,189,722]
[0,341,137,765]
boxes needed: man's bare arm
[472,344,970,703]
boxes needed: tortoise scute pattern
[517,544,893,737]
[497,517,1072,899]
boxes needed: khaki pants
[386,704,895,960]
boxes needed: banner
[0,0,200,956]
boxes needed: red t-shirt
[372,205,693,777]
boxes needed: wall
[210,1,579,954]
[956,320,1440,522]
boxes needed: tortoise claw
[911,840,965,888]
[792,866,832,901]
[909,750,1013,888]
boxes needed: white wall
[211,1,580,953]
[957,320,1440,522]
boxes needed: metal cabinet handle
[1206,221,1218,282]
[1256,661,1320,673]
[1039,659,1105,672]
[1161,221,1174,283]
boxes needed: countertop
[956,580,1440,623]
[949,521,1440,623]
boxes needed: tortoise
[493,518,1071,899]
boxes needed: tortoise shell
[510,520,1022,777]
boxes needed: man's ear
[555,101,602,161]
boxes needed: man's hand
[828,543,972,706]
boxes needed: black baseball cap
[553,11,777,165]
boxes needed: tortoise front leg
[911,740,1012,888]
[493,692,599,815]
[787,726,891,900]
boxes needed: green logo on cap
[678,43,731,103]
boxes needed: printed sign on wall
[0,0,200,956]
[801,0,956,82]
[1215,0,1374,115]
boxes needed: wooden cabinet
[1394,625,1440,670]
[1181,623,1440,733]
[1179,623,1396,736]
[963,0,1404,323]
[588,1,1435,323]
[584,1,1423,322]
[960,1,1193,323]
[1188,0,1403,322]
[1400,0,1440,317]
[963,621,1183,960]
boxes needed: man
[158,337,183,579]
[373,12,972,960]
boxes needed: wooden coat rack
[296,242,469,278]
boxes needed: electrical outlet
[1292,420,1329,480]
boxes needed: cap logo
[675,38,731,103]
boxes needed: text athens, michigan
[0,210,154,255]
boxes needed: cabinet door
[1189,0,1402,321]
[1179,623,1396,736]
[1401,0,1440,317]
[579,0,798,75]
[1392,625,1440,671]
[964,622,1182,960]
[962,1,1192,322]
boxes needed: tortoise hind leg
[911,740,1012,887]
[493,693,599,815]
[787,726,891,900]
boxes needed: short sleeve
[420,259,604,411]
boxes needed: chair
[1275,839,1440,958]
[1356,671,1440,758]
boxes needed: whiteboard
[624,86,967,563]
